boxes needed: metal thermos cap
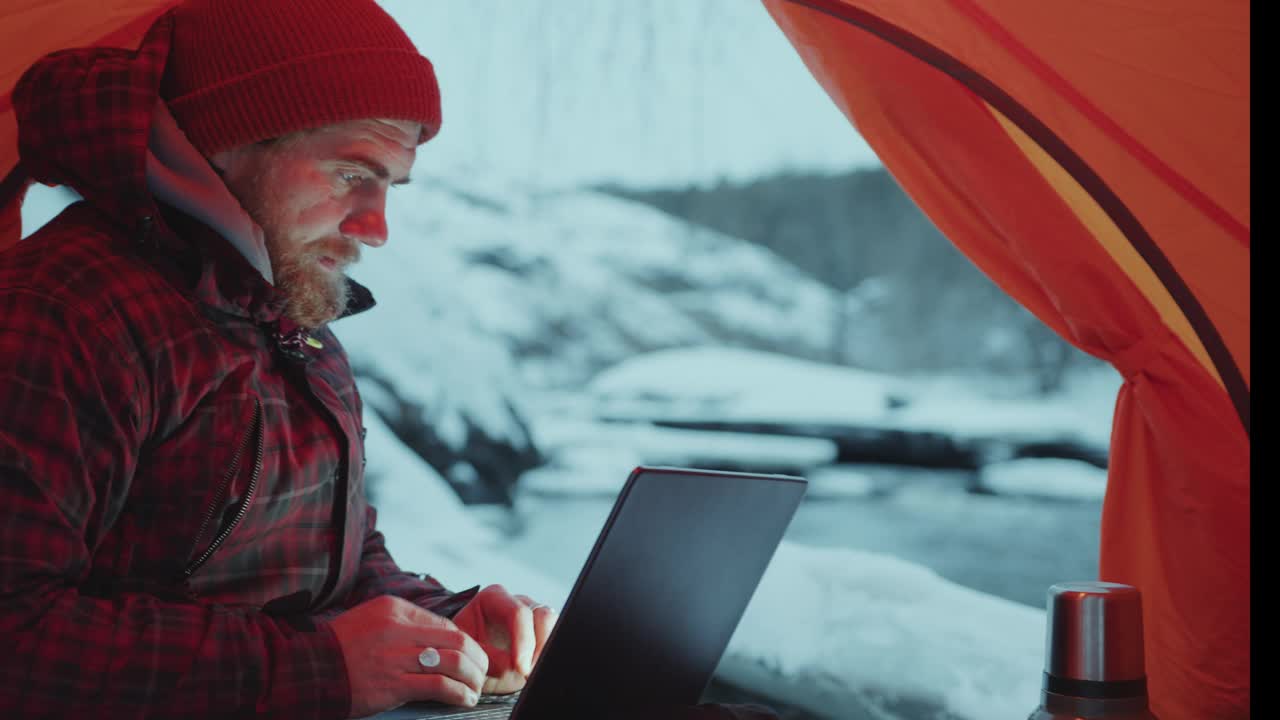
[1044,582,1146,683]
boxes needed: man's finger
[393,595,459,631]
[384,596,490,673]
[482,584,535,677]
[516,594,557,666]
[401,669,480,708]
[400,646,487,697]
[400,614,490,676]
[531,605,556,665]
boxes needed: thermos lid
[1044,582,1146,683]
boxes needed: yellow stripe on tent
[983,101,1223,390]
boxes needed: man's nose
[339,204,388,248]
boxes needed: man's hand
[452,584,558,695]
[330,595,490,718]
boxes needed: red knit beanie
[161,0,441,156]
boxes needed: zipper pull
[272,323,315,362]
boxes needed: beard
[265,233,359,329]
[229,153,360,329]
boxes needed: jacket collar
[146,100,275,287]
[159,204,376,324]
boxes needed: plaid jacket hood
[12,15,170,249]
[0,12,465,719]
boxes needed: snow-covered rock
[346,176,839,388]
[520,418,837,495]
[976,458,1107,502]
[591,346,903,425]
[588,346,1119,453]
[332,175,846,500]
[722,542,1045,720]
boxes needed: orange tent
[761,1,1249,717]
[1,1,1250,717]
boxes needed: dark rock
[355,369,544,506]
[636,419,1106,473]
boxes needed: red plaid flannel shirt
[0,12,467,719]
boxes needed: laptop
[369,465,807,719]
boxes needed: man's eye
[339,171,365,185]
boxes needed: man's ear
[208,148,235,175]
[208,143,263,178]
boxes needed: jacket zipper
[179,399,265,580]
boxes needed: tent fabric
[761,0,1249,717]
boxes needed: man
[0,1,783,718]
[0,1,552,717]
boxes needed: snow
[334,175,840,423]
[363,410,567,608]
[885,375,1116,450]
[723,542,1044,719]
[591,346,900,424]
[521,418,836,495]
[369,423,1053,719]
[362,338,1113,718]
[802,465,879,500]
[376,0,880,189]
[977,458,1108,502]
[479,348,1115,716]
[590,346,1121,450]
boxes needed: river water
[501,462,1102,611]
[483,461,1103,719]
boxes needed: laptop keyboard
[409,706,513,719]
[395,692,520,719]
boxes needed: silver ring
[417,647,441,669]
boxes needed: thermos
[1028,582,1158,719]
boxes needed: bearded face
[210,118,420,329]
[267,227,358,329]
[241,157,361,328]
